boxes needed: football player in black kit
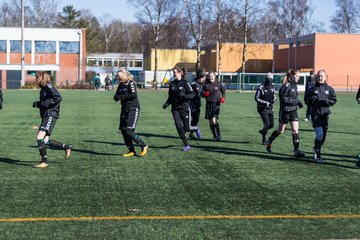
[305,69,337,163]
[0,87,3,110]
[265,69,305,158]
[201,72,225,141]
[32,71,72,168]
[255,73,276,145]
[114,68,148,157]
[163,67,198,151]
[189,69,206,139]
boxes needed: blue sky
[60,0,336,30]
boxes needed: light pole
[20,0,25,87]
[77,31,82,85]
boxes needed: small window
[103,58,112,67]
[60,41,79,53]
[134,60,142,68]
[35,41,56,53]
[119,60,127,67]
[0,40,6,52]
[10,40,31,53]
[87,58,97,67]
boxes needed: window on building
[10,40,31,52]
[103,58,112,67]
[59,41,79,53]
[35,41,56,53]
[119,60,127,67]
[0,40,6,52]
[87,57,97,67]
[134,60,142,68]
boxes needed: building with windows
[86,53,143,71]
[274,33,360,91]
[0,27,86,89]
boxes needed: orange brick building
[274,33,360,91]
[0,27,86,89]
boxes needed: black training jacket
[304,82,337,115]
[255,81,276,112]
[38,84,62,118]
[279,80,301,113]
[165,78,195,109]
[113,80,140,109]
[201,81,225,103]
[191,78,202,108]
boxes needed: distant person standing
[305,69,337,163]
[356,85,360,167]
[104,74,111,91]
[255,73,276,145]
[265,69,305,158]
[304,71,315,121]
[163,67,198,151]
[189,69,206,139]
[93,73,101,90]
[32,71,72,168]
[113,68,148,157]
[201,72,225,141]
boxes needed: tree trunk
[241,0,248,73]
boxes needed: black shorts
[279,110,298,124]
[39,116,57,135]
[119,107,140,130]
[311,113,329,129]
[205,102,220,119]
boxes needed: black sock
[48,139,66,149]
[210,125,216,138]
[37,139,48,163]
[268,130,280,143]
[215,123,221,137]
[292,133,300,151]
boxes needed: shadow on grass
[141,133,250,144]
[299,128,358,135]
[194,145,359,170]
[28,145,120,156]
[0,157,33,167]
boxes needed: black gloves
[32,101,40,108]
[163,102,169,109]
[113,95,121,102]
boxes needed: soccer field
[0,89,359,239]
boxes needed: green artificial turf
[0,89,359,239]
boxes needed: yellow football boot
[140,146,148,157]
[123,152,136,157]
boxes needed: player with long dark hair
[163,67,197,151]
[265,69,305,158]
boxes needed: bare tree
[215,0,225,78]
[128,0,174,89]
[266,0,314,38]
[0,0,22,26]
[232,0,261,73]
[184,0,209,71]
[28,0,60,27]
[330,0,360,33]
[100,14,117,53]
